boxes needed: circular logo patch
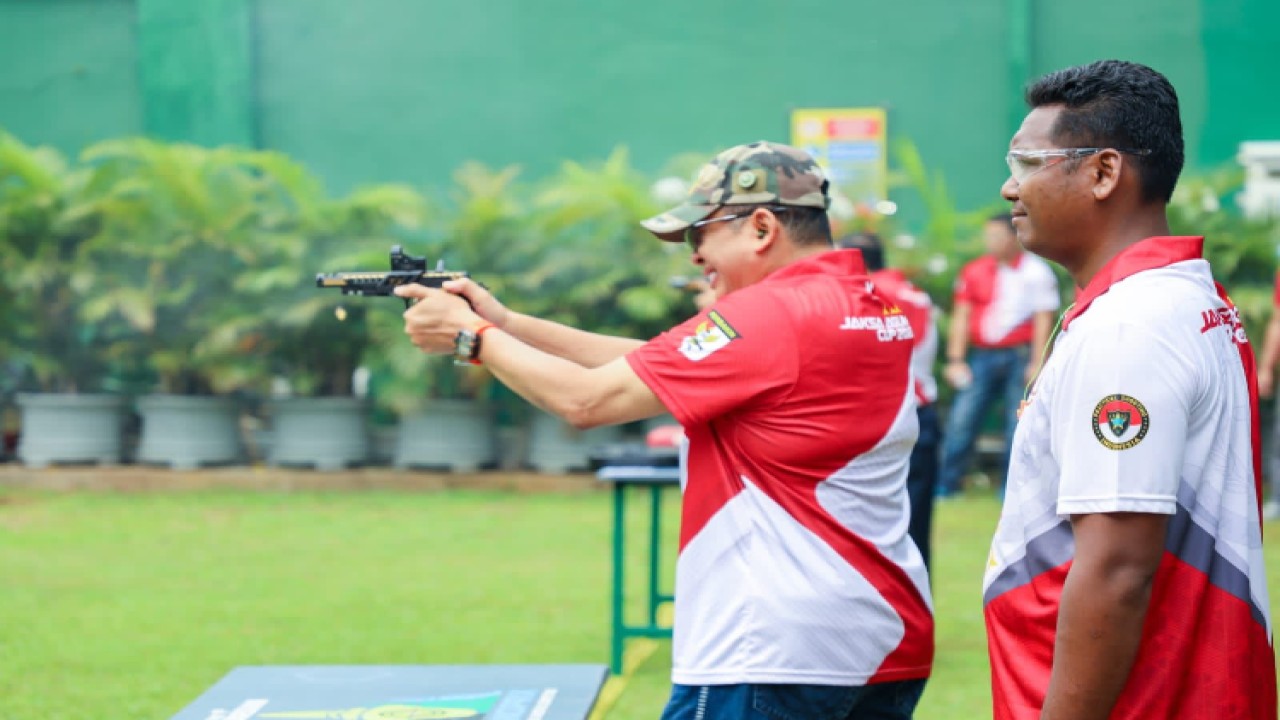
[1091,394,1149,450]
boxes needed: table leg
[648,484,662,626]
[610,482,626,675]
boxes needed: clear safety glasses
[1005,147,1151,184]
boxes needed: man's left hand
[394,284,480,354]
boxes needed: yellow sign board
[790,107,888,207]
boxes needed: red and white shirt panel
[627,250,934,686]
[955,253,1060,348]
[982,237,1276,720]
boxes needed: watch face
[454,329,478,362]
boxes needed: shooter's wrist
[497,309,521,335]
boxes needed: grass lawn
[1,484,1276,719]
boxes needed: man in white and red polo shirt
[936,212,1060,497]
[394,141,933,719]
[985,59,1275,720]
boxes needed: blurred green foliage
[1168,166,1280,342]
[0,132,700,418]
[3,128,1277,417]
[76,139,298,395]
[0,132,111,392]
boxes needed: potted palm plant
[0,131,129,468]
[516,147,693,472]
[365,334,498,472]
[75,139,292,469]
[255,181,432,470]
[259,308,372,471]
[358,164,535,472]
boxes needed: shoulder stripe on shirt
[984,502,1269,629]
[983,520,1073,606]
[1167,493,1269,628]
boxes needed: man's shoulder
[765,260,873,294]
[1107,261,1214,302]
[1076,268,1217,337]
[707,282,798,329]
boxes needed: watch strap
[465,322,497,365]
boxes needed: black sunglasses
[684,206,790,252]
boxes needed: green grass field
[1,485,1276,719]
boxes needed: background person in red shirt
[936,213,1060,497]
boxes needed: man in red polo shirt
[936,212,1059,497]
[394,141,933,719]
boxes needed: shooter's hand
[442,278,511,329]
[395,284,481,355]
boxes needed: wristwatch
[453,322,496,365]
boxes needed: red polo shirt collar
[873,268,908,283]
[1062,236,1204,330]
[769,248,869,281]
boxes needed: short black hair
[724,204,833,248]
[987,211,1015,234]
[836,231,885,271]
[1025,59,1184,203]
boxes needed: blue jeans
[907,403,940,570]
[937,345,1029,497]
[659,680,927,720]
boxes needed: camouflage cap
[641,140,831,242]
